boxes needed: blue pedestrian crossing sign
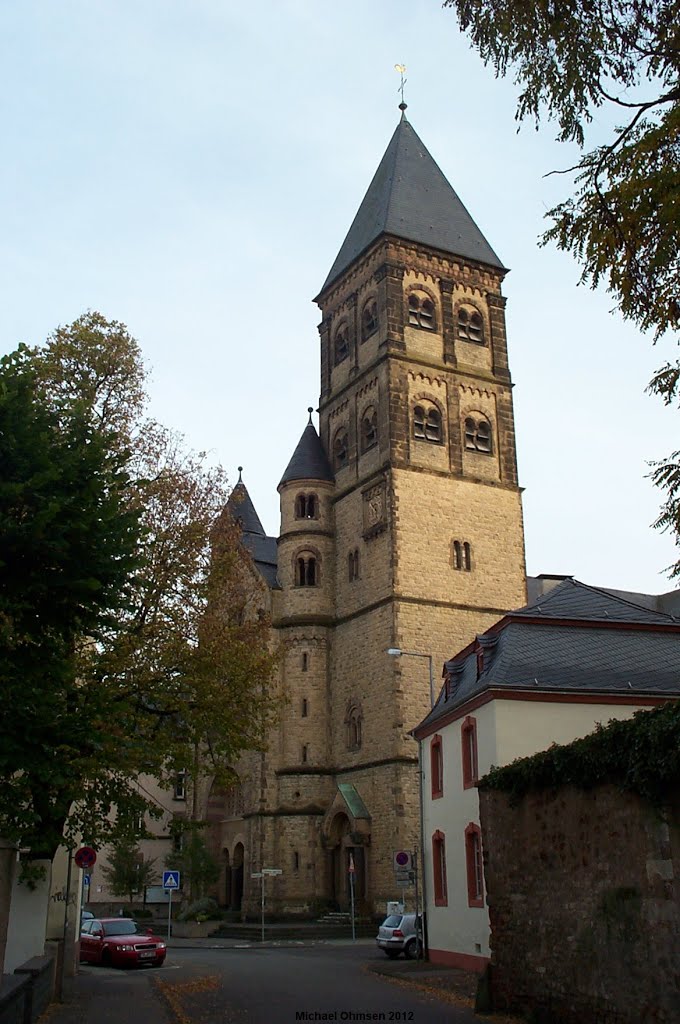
[162,870,180,890]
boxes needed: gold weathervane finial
[394,64,407,110]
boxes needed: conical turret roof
[320,113,504,294]
[226,476,266,536]
[279,413,333,487]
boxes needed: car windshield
[102,921,139,936]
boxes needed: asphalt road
[70,944,481,1024]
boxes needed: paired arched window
[360,407,378,452]
[334,324,350,365]
[295,493,318,519]
[296,552,318,587]
[408,291,436,330]
[457,304,485,344]
[361,299,378,341]
[348,548,360,582]
[452,540,472,571]
[345,700,363,750]
[333,427,349,469]
[464,415,492,454]
[413,404,442,443]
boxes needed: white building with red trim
[412,575,680,971]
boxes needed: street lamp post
[386,648,435,708]
[387,646,437,961]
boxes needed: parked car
[376,912,422,959]
[79,918,166,968]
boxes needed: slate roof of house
[414,578,680,736]
[279,417,334,487]
[225,478,279,589]
[319,113,504,295]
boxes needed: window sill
[467,896,484,909]
[434,896,448,907]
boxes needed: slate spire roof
[279,409,333,488]
[224,470,279,588]
[225,469,266,536]
[320,112,504,294]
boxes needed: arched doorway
[231,842,244,911]
[223,849,232,909]
[327,812,365,911]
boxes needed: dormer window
[457,305,485,344]
[408,291,436,330]
[333,428,349,469]
[334,325,349,365]
[361,407,378,452]
[361,299,378,341]
[295,493,318,519]
[464,416,493,454]
[413,404,442,443]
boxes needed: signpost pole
[348,852,356,942]
[261,872,265,943]
[167,888,172,941]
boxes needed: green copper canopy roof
[320,114,504,294]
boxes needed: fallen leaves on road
[154,974,220,1024]
[366,966,523,1024]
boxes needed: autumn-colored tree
[444,0,680,571]
[0,312,277,861]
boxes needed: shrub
[177,897,221,923]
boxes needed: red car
[79,917,167,968]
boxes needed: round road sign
[74,846,97,869]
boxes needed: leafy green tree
[0,313,277,861]
[100,841,158,904]
[444,0,680,570]
[165,824,220,901]
[0,343,142,858]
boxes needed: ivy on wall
[479,700,680,807]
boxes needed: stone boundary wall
[0,953,56,1024]
[480,785,680,1024]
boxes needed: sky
[1,0,678,596]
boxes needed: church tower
[221,108,527,920]
[312,108,527,910]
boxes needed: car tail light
[392,929,404,938]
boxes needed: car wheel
[404,938,420,960]
[385,950,400,959]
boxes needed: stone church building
[198,107,528,918]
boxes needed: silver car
[376,912,422,959]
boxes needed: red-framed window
[461,716,478,789]
[432,830,448,906]
[465,823,484,908]
[430,734,443,799]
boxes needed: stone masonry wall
[480,785,680,1024]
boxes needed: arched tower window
[348,548,360,582]
[295,493,318,519]
[413,403,442,443]
[452,540,472,571]
[457,304,485,344]
[360,407,378,452]
[464,415,493,454]
[345,700,363,750]
[334,324,349,365]
[361,298,378,341]
[408,290,436,330]
[333,427,349,469]
[295,552,318,587]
